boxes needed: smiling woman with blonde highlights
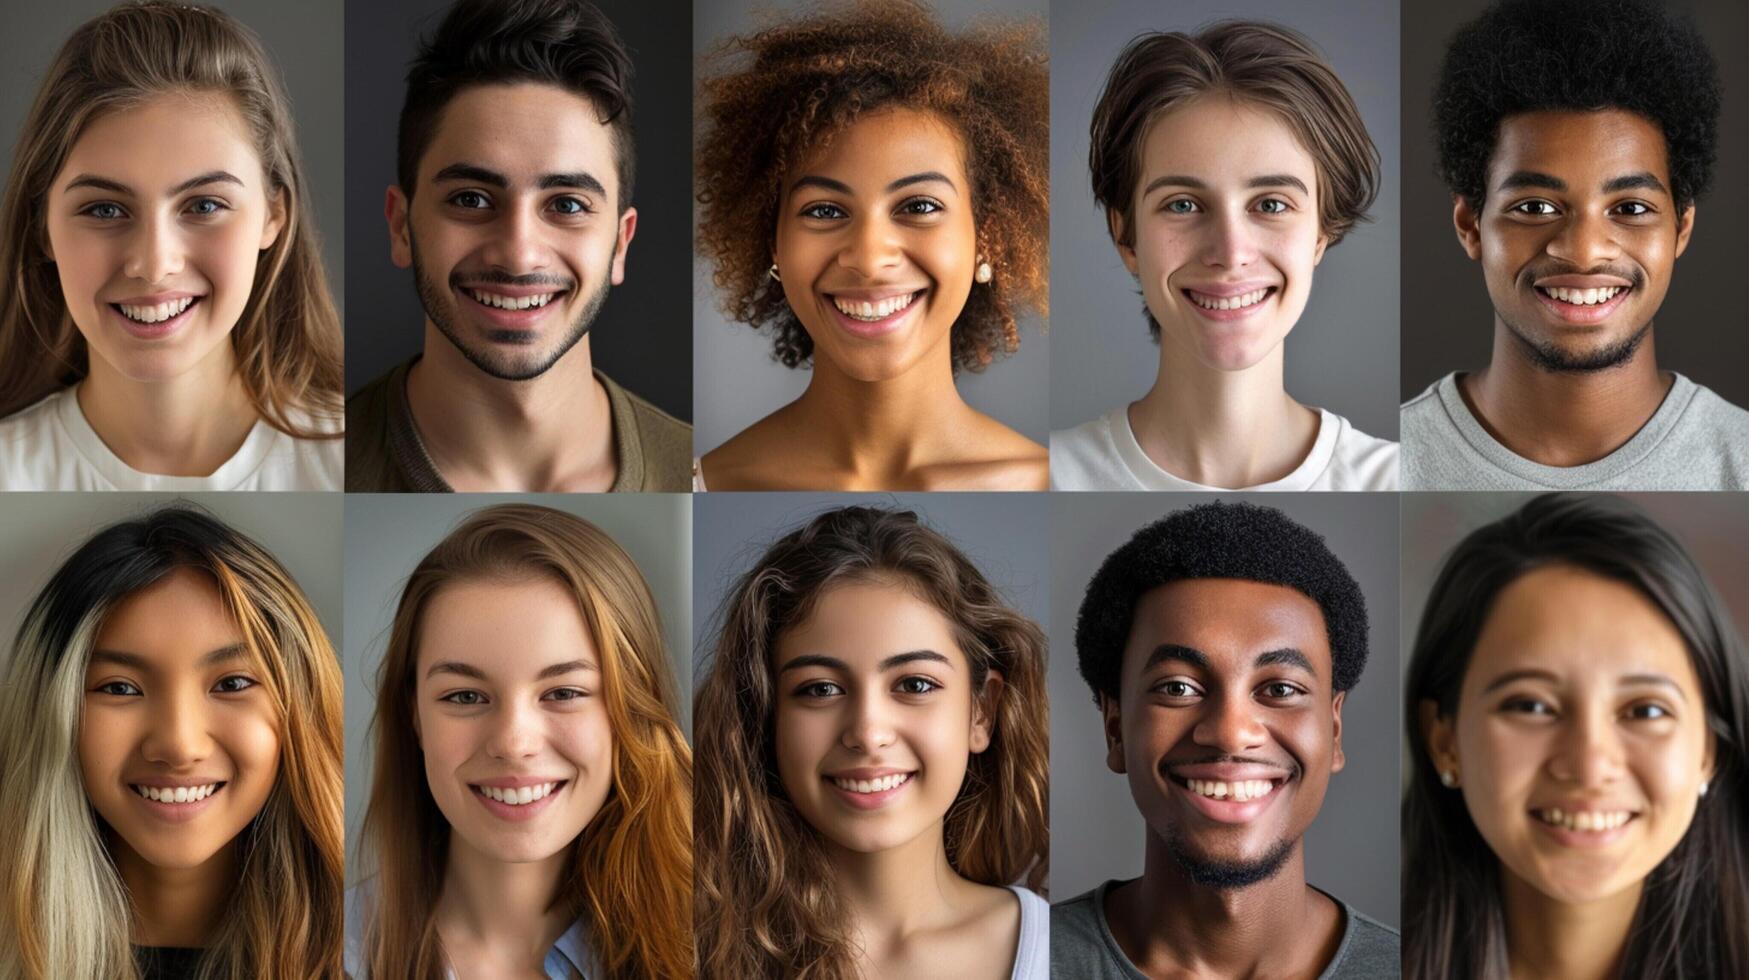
[0,1,342,490]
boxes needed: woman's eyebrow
[536,658,597,680]
[89,642,246,670]
[778,650,951,674]
[1480,667,1560,694]
[63,170,244,196]
[426,659,488,680]
[1618,673,1687,702]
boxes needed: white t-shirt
[1050,405,1398,491]
[1009,885,1050,980]
[0,387,342,491]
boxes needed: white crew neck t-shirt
[1050,405,1398,491]
[0,386,342,491]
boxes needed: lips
[823,289,927,339]
[108,295,203,339]
[823,768,917,810]
[128,780,227,823]
[1181,285,1277,321]
[470,778,569,821]
[456,283,571,332]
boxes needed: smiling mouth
[1172,776,1285,803]
[829,772,914,794]
[471,780,566,806]
[112,296,201,325]
[1533,807,1637,832]
[829,289,925,322]
[1183,287,1275,312]
[464,287,563,311]
[132,782,224,804]
[1535,285,1629,307]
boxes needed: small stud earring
[768,263,781,282]
[1439,769,1458,788]
[975,259,992,284]
[1700,780,1710,798]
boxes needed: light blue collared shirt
[344,880,598,979]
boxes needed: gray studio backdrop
[691,0,1052,453]
[342,493,692,885]
[345,0,692,420]
[1049,492,1400,927]
[0,0,344,309]
[1400,0,1749,402]
[1050,0,1401,440]
[0,492,343,674]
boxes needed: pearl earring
[1439,769,1458,788]
[1700,780,1710,798]
[975,259,992,284]
[768,263,781,282]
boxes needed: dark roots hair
[695,0,1048,373]
[1433,0,1719,210]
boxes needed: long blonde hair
[694,506,1050,979]
[0,0,342,437]
[0,505,344,980]
[359,504,694,980]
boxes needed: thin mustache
[1522,264,1645,288]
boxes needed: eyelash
[446,190,594,216]
[1498,698,1673,722]
[1509,200,1655,217]
[1161,197,1292,216]
[90,674,258,697]
[798,197,945,221]
[437,687,590,706]
[794,676,942,699]
[77,197,231,221]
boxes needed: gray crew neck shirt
[1051,879,1400,979]
[1401,372,1749,489]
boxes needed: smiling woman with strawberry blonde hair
[0,1,342,490]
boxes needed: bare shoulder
[697,405,820,491]
[919,413,1046,490]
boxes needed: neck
[1465,319,1669,466]
[830,824,984,956]
[790,341,977,482]
[436,836,574,965]
[114,835,237,948]
[1116,832,1331,977]
[78,347,257,477]
[1501,870,1639,980]
[1127,341,1316,488]
[405,323,613,491]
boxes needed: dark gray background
[0,0,344,311]
[1050,0,1401,440]
[344,0,692,420]
[1400,0,1749,403]
[691,0,1051,453]
[342,493,692,884]
[1049,492,1400,927]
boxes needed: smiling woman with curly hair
[693,0,1049,491]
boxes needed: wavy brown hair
[0,0,342,437]
[695,505,1049,979]
[358,504,693,980]
[696,0,1048,372]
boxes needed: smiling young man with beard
[1402,0,1749,489]
[345,0,690,492]
[1053,502,1398,979]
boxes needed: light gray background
[1401,493,1749,672]
[344,0,692,420]
[0,492,343,674]
[1400,0,1749,403]
[0,0,345,311]
[691,0,1051,453]
[341,0,689,416]
[1049,492,1400,927]
[1049,0,1401,440]
[342,493,692,884]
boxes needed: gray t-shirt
[1051,879,1399,979]
[1401,372,1749,489]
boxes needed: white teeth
[831,773,912,794]
[468,289,557,311]
[478,781,559,805]
[1186,778,1276,802]
[1536,807,1632,832]
[117,296,195,324]
[1542,286,1623,306]
[832,291,917,321]
[1189,288,1270,311]
[133,783,218,803]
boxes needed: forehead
[1123,578,1331,679]
[1137,95,1315,187]
[775,578,967,671]
[416,575,597,678]
[1488,109,1671,190]
[58,92,262,193]
[423,82,620,191]
[792,106,969,190]
[91,566,242,660]
[1464,564,1697,691]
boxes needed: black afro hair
[1074,501,1370,702]
[1433,0,1719,210]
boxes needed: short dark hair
[397,0,635,211]
[1075,501,1370,702]
[1433,0,1719,211]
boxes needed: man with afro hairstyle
[1052,501,1398,979]
[1402,0,1749,489]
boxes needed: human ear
[969,669,1004,753]
[258,187,288,251]
[1452,195,1484,261]
[1420,698,1460,786]
[1312,232,1329,266]
[1100,692,1127,774]
[1329,690,1346,774]
[610,206,638,286]
[386,185,413,270]
[1108,209,1139,276]
[1674,203,1695,259]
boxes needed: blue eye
[1256,198,1289,215]
[441,690,488,706]
[186,197,227,217]
[81,202,126,221]
[1164,199,1198,215]
[543,687,589,701]
[212,675,256,694]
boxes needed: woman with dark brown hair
[694,506,1049,979]
[693,0,1049,491]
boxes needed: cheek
[77,703,133,784]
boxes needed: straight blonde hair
[0,1,342,437]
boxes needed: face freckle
[1121,96,1327,373]
[1107,578,1342,887]
[1430,565,1714,906]
[772,579,995,856]
[772,107,978,383]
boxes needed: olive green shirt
[344,359,691,492]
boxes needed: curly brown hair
[695,0,1048,373]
